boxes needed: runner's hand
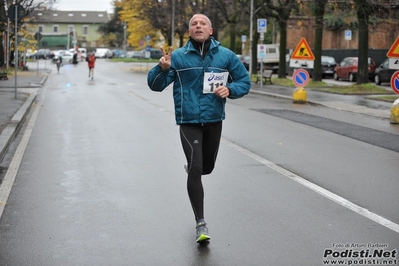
[159,47,173,71]
[214,86,230,98]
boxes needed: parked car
[148,48,162,59]
[141,48,163,59]
[111,49,122,58]
[95,48,113,58]
[25,49,37,59]
[320,56,337,78]
[374,58,396,85]
[286,55,337,78]
[239,55,250,70]
[35,49,52,59]
[52,50,73,63]
[334,57,376,82]
[129,50,144,59]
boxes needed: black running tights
[179,122,222,222]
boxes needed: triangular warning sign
[291,38,315,60]
[387,36,399,58]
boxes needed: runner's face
[188,15,213,42]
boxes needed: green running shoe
[196,221,210,243]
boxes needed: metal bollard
[390,98,399,124]
[293,87,307,104]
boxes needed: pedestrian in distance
[72,51,78,66]
[147,13,251,244]
[86,52,96,80]
[56,54,62,73]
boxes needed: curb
[0,92,36,162]
[250,89,391,119]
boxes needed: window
[38,25,43,32]
[68,25,74,34]
[53,25,59,32]
[83,26,89,35]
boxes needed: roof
[29,10,109,24]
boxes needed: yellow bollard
[390,98,399,124]
[293,87,307,104]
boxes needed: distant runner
[86,52,96,80]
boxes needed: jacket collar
[184,37,220,55]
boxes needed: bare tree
[263,0,298,78]
[0,0,47,66]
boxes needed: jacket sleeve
[226,53,251,99]
[147,64,175,92]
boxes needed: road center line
[221,137,399,234]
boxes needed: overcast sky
[52,0,114,13]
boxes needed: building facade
[27,10,110,50]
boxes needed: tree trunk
[251,32,260,76]
[0,3,6,67]
[229,23,236,52]
[313,0,327,82]
[278,20,287,78]
[356,1,370,84]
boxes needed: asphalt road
[0,60,398,266]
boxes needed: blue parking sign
[345,30,352,40]
[257,19,267,33]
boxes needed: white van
[95,48,113,58]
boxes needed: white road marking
[221,137,399,234]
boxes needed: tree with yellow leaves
[116,0,163,50]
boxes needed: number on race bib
[208,82,224,92]
[203,72,228,94]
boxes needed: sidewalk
[0,68,50,162]
[0,69,396,163]
[251,80,394,119]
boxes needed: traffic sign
[292,69,310,87]
[257,19,267,33]
[291,38,315,60]
[390,70,399,94]
[388,58,399,69]
[7,4,25,21]
[257,44,266,59]
[344,30,352,40]
[387,36,399,58]
[289,59,314,69]
[34,32,42,41]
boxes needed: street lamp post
[171,0,175,47]
[249,1,267,77]
[123,22,127,55]
[249,0,254,76]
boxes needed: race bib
[203,72,228,94]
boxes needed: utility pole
[123,22,126,55]
[249,0,253,77]
[171,0,175,47]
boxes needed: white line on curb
[0,101,41,219]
